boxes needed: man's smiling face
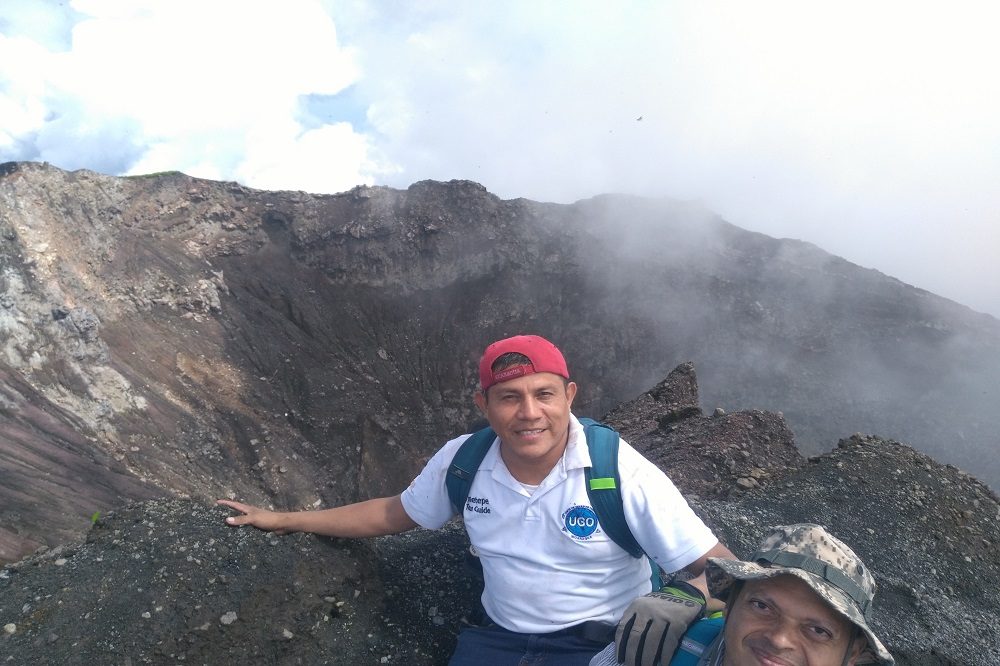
[722,575,865,666]
[474,372,577,484]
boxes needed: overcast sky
[2,1,998,317]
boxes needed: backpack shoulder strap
[668,614,725,666]
[581,418,644,559]
[446,426,496,514]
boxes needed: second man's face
[722,574,865,666]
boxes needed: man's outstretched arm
[216,494,418,538]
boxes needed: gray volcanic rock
[603,363,803,500]
[0,499,478,665]
[2,365,998,665]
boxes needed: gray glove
[615,581,706,666]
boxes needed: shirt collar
[563,413,591,471]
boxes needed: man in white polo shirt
[219,334,734,665]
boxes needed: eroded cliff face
[1,365,997,665]
[1,161,999,567]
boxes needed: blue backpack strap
[446,426,497,514]
[668,614,725,666]
[581,418,644,559]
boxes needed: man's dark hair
[483,352,570,399]
[491,352,532,372]
[727,580,745,604]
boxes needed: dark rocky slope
[1,365,996,665]
[1,161,998,567]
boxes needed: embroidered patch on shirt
[465,496,492,514]
[561,504,601,540]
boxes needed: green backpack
[445,417,645,559]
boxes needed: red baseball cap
[479,335,570,391]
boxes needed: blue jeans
[448,622,610,666]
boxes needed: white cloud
[0,34,52,153]
[1,0,380,191]
[328,1,1000,317]
[234,121,392,193]
[1,0,998,316]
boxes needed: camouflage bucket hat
[706,523,894,665]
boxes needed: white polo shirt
[400,414,718,634]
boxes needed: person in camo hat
[591,523,893,666]
[701,523,894,666]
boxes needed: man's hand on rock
[615,581,706,666]
[216,499,290,534]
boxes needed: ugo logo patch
[562,505,601,540]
